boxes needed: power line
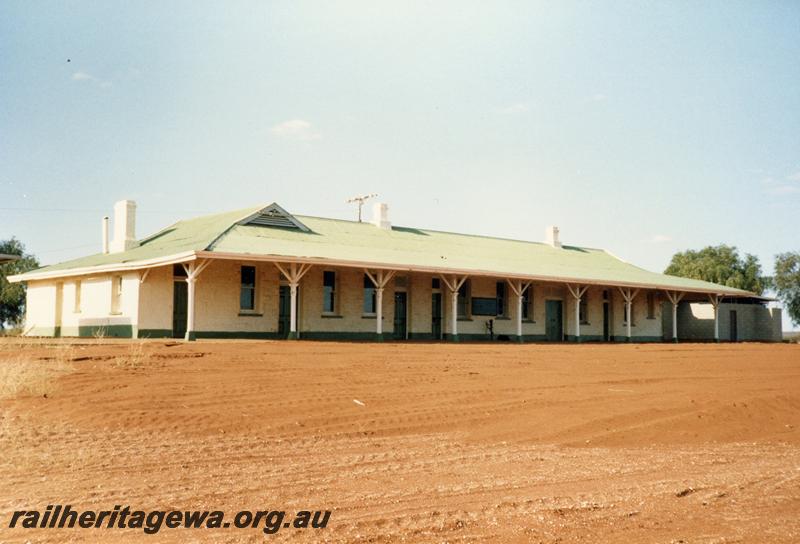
[0,207,214,214]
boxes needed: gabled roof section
[14,206,260,276]
[236,203,310,232]
[8,203,754,297]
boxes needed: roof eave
[8,248,753,298]
[6,251,198,283]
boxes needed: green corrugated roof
[16,204,750,295]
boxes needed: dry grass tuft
[0,345,74,399]
[111,341,149,369]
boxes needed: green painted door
[172,281,188,339]
[431,292,442,340]
[394,292,407,340]
[278,285,291,338]
[545,300,563,341]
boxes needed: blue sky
[1,1,798,328]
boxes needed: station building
[10,201,782,342]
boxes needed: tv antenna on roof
[346,193,377,222]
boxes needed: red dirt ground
[1,340,799,543]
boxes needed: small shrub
[0,346,74,399]
[112,341,148,369]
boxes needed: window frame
[363,274,377,315]
[322,270,337,314]
[521,285,533,321]
[110,275,122,315]
[579,294,589,324]
[239,265,257,312]
[646,292,656,319]
[496,281,507,317]
[456,280,470,319]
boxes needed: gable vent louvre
[237,203,311,232]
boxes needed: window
[496,282,506,316]
[240,266,256,311]
[457,280,470,318]
[74,280,82,313]
[431,278,440,290]
[647,292,656,319]
[363,274,376,314]
[323,271,336,313]
[110,276,122,314]
[521,286,532,320]
[579,294,588,324]
[173,264,187,278]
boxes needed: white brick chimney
[546,226,562,249]
[110,200,139,253]
[373,202,391,230]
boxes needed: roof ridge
[293,214,604,250]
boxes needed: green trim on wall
[193,331,282,340]
[408,333,436,340]
[610,335,663,343]
[564,335,604,343]
[77,325,135,338]
[300,331,380,341]
[137,329,173,339]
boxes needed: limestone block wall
[25,273,139,337]
[298,267,393,338]
[676,301,783,342]
[138,266,174,336]
[192,260,280,336]
[24,281,58,336]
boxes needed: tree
[664,244,766,295]
[773,252,800,326]
[0,238,40,328]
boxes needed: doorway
[602,302,610,341]
[431,292,442,340]
[278,285,291,338]
[394,292,407,340]
[729,310,738,342]
[172,281,188,338]
[545,300,563,341]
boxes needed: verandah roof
[9,204,752,296]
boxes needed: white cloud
[650,234,672,243]
[496,102,530,115]
[270,119,322,141]
[760,173,800,196]
[71,71,93,81]
[768,184,800,195]
[71,71,112,88]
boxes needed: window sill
[457,317,472,322]
[580,321,590,325]
[361,314,377,319]
[238,312,263,317]
[109,312,122,316]
[321,314,343,319]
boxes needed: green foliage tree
[773,252,800,326]
[664,244,766,295]
[0,238,40,328]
